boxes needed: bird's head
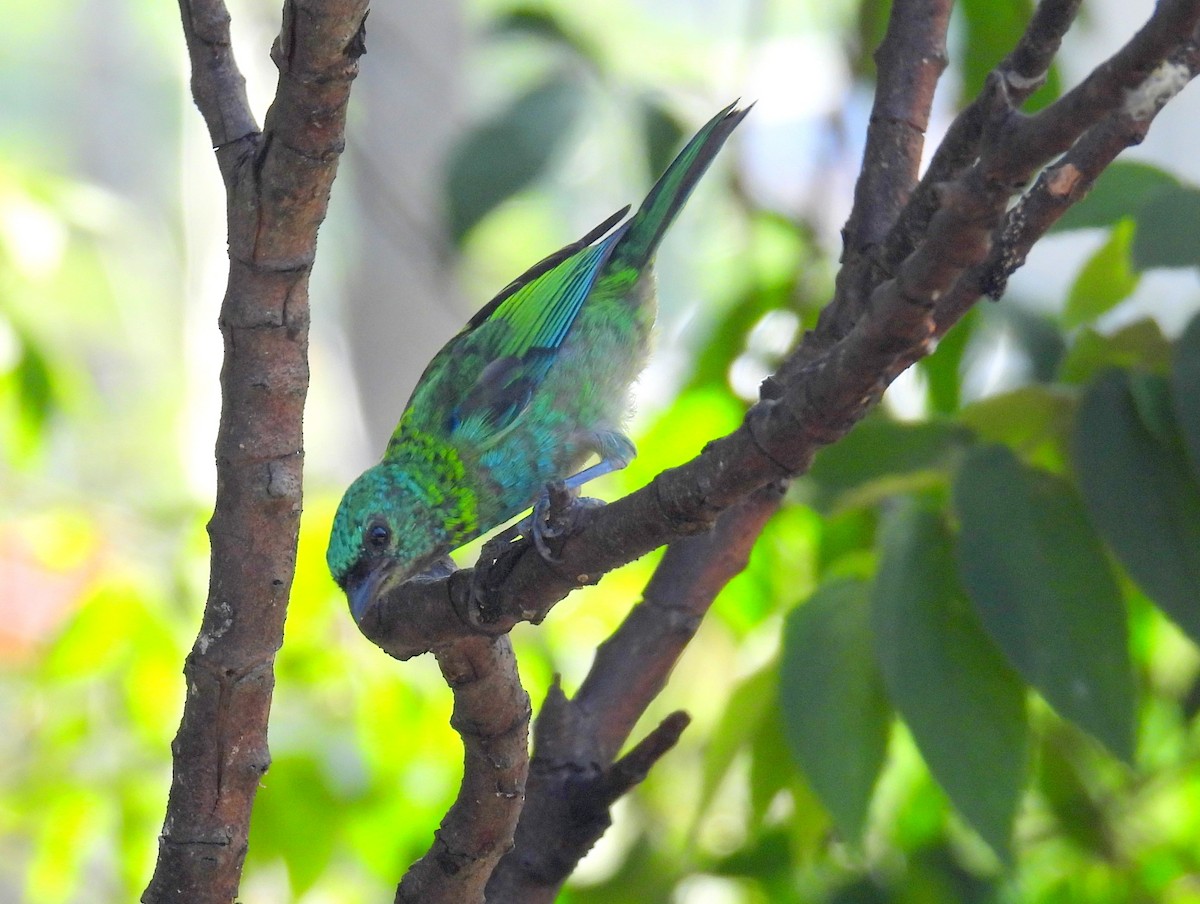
[327,463,456,623]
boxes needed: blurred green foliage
[5,1,1200,903]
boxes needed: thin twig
[814,0,952,352]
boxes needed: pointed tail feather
[611,100,751,271]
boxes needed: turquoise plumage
[328,102,749,621]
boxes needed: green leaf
[490,7,599,65]
[248,755,340,894]
[872,503,1028,859]
[748,709,794,831]
[999,306,1067,383]
[1128,371,1178,446]
[959,385,1072,454]
[779,580,891,842]
[638,96,687,185]
[1074,369,1200,645]
[1171,313,1200,484]
[1053,161,1181,232]
[1059,319,1172,385]
[1037,731,1116,859]
[806,415,971,511]
[445,74,584,242]
[694,662,777,830]
[1064,220,1140,328]
[957,0,1033,102]
[1131,186,1200,270]
[954,444,1135,761]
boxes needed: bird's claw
[529,481,605,563]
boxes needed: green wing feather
[483,222,627,359]
[443,213,630,443]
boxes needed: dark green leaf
[954,444,1135,761]
[829,879,891,904]
[15,333,56,439]
[445,74,584,242]
[490,7,599,66]
[1064,220,1140,327]
[872,503,1028,859]
[1053,161,1180,232]
[998,306,1067,383]
[1128,371,1178,446]
[1074,370,1200,645]
[638,96,687,184]
[1171,313,1200,484]
[1038,731,1116,859]
[1132,186,1200,270]
[748,709,795,831]
[780,580,890,842]
[709,826,792,880]
[904,843,1003,904]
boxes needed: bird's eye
[367,523,390,551]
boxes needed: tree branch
[396,636,530,904]
[144,1,369,902]
[879,0,1082,290]
[818,0,952,349]
[935,30,1200,330]
[484,483,786,900]
[176,0,257,152]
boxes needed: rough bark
[144,1,369,901]
[395,636,530,904]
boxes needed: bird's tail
[610,100,751,272]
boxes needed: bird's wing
[445,211,630,445]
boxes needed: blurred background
[4,0,1200,901]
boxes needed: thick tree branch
[485,707,691,904]
[998,0,1200,175]
[396,636,530,904]
[145,1,369,902]
[484,483,786,900]
[577,482,788,763]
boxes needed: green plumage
[328,102,749,621]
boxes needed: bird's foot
[529,480,605,563]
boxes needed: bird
[328,101,750,622]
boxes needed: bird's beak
[344,558,398,624]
